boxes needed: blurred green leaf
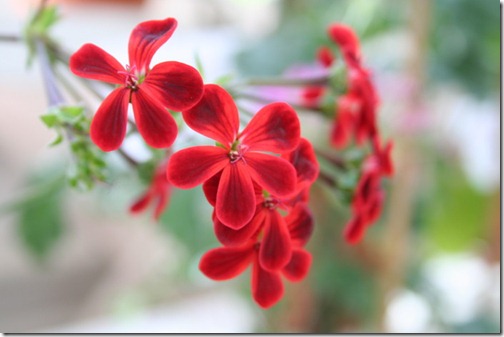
[16,173,66,261]
[424,158,490,252]
[40,113,58,128]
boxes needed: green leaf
[194,52,205,80]
[49,132,63,147]
[16,175,66,261]
[59,106,84,120]
[40,113,58,128]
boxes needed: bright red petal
[245,153,297,197]
[283,138,319,188]
[128,18,177,72]
[240,102,300,153]
[90,88,130,151]
[259,210,292,271]
[286,203,314,247]
[327,24,361,66]
[167,146,228,189]
[143,61,204,111]
[199,244,255,281]
[182,84,239,147]
[214,208,265,247]
[252,254,284,309]
[70,43,125,84]
[202,171,221,207]
[131,89,178,149]
[216,161,256,229]
[282,248,312,282]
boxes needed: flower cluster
[167,85,319,308]
[67,17,391,308]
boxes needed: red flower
[130,159,171,221]
[328,23,361,68]
[70,18,204,151]
[199,207,313,309]
[167,84,300,229]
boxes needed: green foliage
[429,0,499,97]
[12,171,67,262]
[423,157,490,252]
[41,105,108,190]
[23,5,60,66]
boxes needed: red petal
[182,84,239,147]
[214,208,265,247]
[283,138,319,188]
[245,152,297,197]
[128,18,177,72]
[202,171,221,207]
[131,89,178,148]
[317,46,335,68]
[153,190,170,221]
[252,254,284,309]
[379,140,394,176]
[344,215,367,244]
[282,248,312,282]
[331,95,357,148]
[327,24,361,66]
[69,43,125,84]
[90,88,130,151]
[143,61,204,111]
[259,210,292,271]
[129,192,152,214]
[215,162,256,229]
[286,203,314,247]
[167,146,228,189]
[199,244,255,281]
[240,102,300,153]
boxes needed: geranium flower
[167,84,300,229]
[130,159,171,221]
[199,213,313,309]
[70,18,204,151]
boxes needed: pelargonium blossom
[70,18,204,151]
[167,84,301,229]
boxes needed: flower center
[228,140,248,164]
[118,65,142,91]
[263,197,279,210]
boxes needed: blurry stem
[317,170,338,188]
[233,90,325,115]
[236,75,328,87]
[36,39,64,106]
[314,148,347,170]
[0,34,21,42]
[375,0,432,332]
[117,148,139,168]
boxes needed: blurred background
[0,0,500,333]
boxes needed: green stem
[237,75,328,87]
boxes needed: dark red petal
[344,215,367,244]
[143,61,204,111]
[214,208,265,247]
[282,248,312,282]
[131,89,178,149]
[129,192,152,214]
[240,102,300,153]
[202,171,222,207]
[245,153,297,197]
[199,244,255,281]
[167,146,228,189]
[216,162,256,229]
[69,43,125,84]
[379,140,394,176]
[286,203,314,247]
[283,138,319,188]
[317,46,335,68]
[128,18,177,72]
[182,84,239,147]
[301,86,325,108]
[252,254,284,309]
[90,88,130,151]
[327,24,361,66]
[259,210,292,271]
